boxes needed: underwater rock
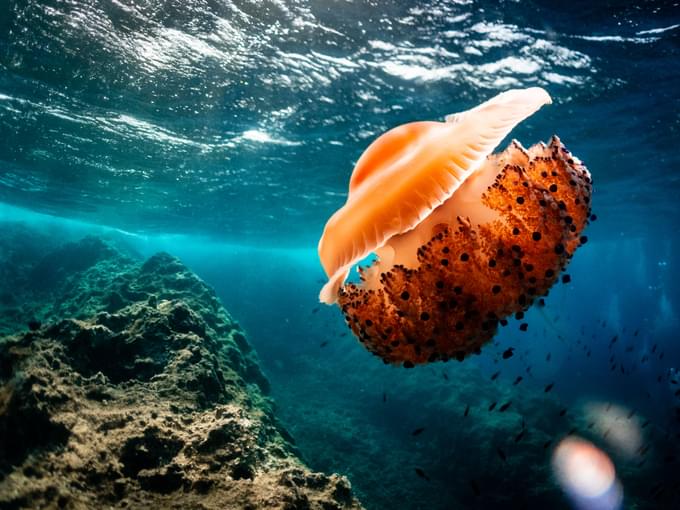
[0,235,362,509]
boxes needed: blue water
[2,1,680,508]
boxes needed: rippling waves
[0,0,678,244]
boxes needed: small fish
[543,439,552,449]
[442,372,449,381]
[544,383,554,393]
[464,404,470,417]
[634,329,639,337]
[499,402,512,412]
[414,468,430,481]
[496,447,507,462]
[339,332,347,337]
[627,409,635,419]
[488,402,497,411]
[559,408,567,417]
[469,479,481,497]
[412,427,426,436]
[568,427,578,436]
[312,307,320,314]
[513,376,523,386]
[383,392,387,403]
[320,341,329,347]
[546,352,551,362]
[491,371,501,381]
[651,343,657,353]
[502,347,515,359]
[514,430,525,443]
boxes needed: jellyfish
[318,88,592,366]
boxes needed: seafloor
[0,223,678,509]
[0,224,362,509]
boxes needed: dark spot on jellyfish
[420,312,430,321]
[532,232,541,241]
[519,323,528,332]
[489,259,497,268]
[403,361,414,368]
[401,291,410,300]
[454,286,462,295]
[455,322,464,331]
[516,196,524,204]
[366,319,373,326]
[455,351,465,362]
[515,311,524,320]
[562,274,571,283]
[442,247,450,254]
[460,253,469,262]
[539,199,547,207]
[554,244,565,255]
[441,258,449,266]
[512,227,520,235]
[436,280,444,289]
[545,269,555,278]
[564,216,573,225]
[492,285,502,294]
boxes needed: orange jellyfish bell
[318,88,592,367]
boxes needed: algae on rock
[0,234,362,509]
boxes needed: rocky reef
[0,229,362,509]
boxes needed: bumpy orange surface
[337,137,592,366]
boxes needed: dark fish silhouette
[559,408,567,417]
[496,447,507,462]
[412,427,426,436]
[502,347,515,359]
[546,352,551,362]
[513,376,523,386]
[442,372,449,381]
[383,392,387,403]
[544,383,554,393]
[464,404,470,417]
[414,468,430,481]
[543,440,552,449]
[469,479,481,497]
[312,307,320,314]
[491,371,501,381]
[488,402,497,411]
[514,430,525,443]
[499,402,512,412]
[320,341,329,347]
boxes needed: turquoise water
[2,1,680,508]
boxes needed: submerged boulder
[0,235,362,509]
